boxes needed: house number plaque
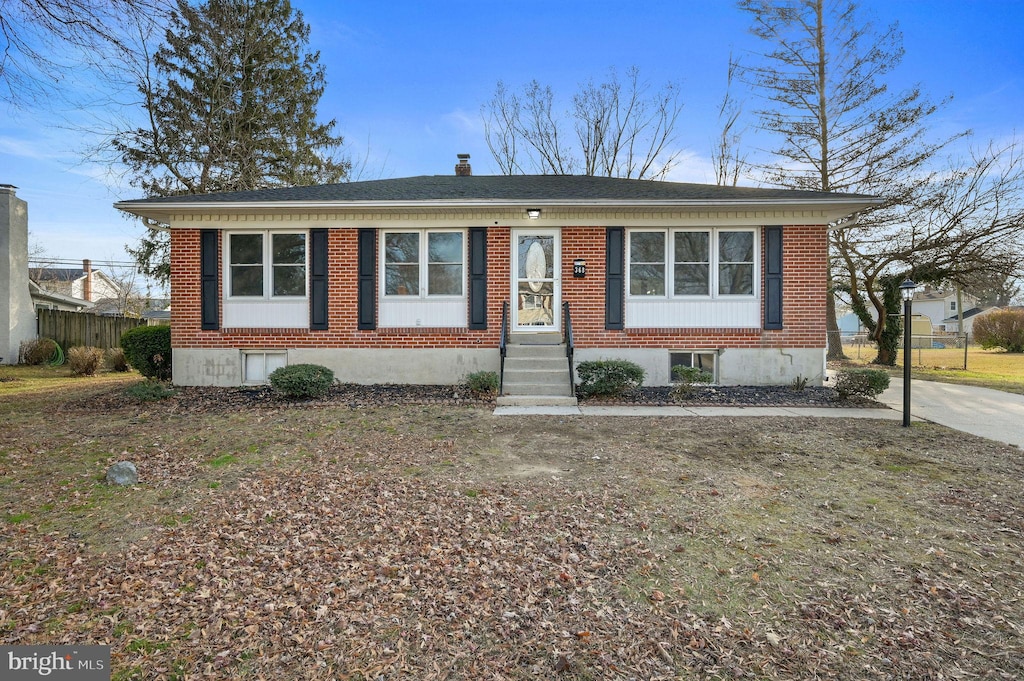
[573,259,586,278]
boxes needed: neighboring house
[913,288,978,332]
[950,305,1023,337]
[29,261,122,305]
[115,156,879,390]
[836,311,864,337]
[142,308,171,326]
[29,280,95,312]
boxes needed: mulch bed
[83,382,883,414]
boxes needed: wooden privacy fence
[36,309,145,351]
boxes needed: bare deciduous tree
[712,55,747,187]
[734,0,1021,364]
[483,66,683,179]
[0,0,168,106]
[839,141,1024,361]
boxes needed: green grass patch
[841,345,1024,394]
[208,454,238,468]
[126,638,171,654]
[160,513,193,528]
[4,511,31,523]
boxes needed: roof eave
[115,196,882,221]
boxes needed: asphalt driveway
[879,378,1024,448]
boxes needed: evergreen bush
[576,360,645,397]
[125,380,176,402]
[835,368,890,400]
[465,371,499,396]
[669,365,714,399]
[268,364,334,399]
[121,325,172,380]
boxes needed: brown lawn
[1,373,1022,679]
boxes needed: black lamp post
[899,278,917,427]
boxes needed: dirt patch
[2,381,1022,679]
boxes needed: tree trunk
[825,289,847,360]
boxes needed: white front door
[512,229,560,331]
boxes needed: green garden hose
[48,342,65,367]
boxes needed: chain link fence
[829,331,969,370]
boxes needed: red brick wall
[171,224,827,351]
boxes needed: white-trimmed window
[383,230,464,297]
[628,228,756,298]
[227,231,307,299]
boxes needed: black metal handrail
[562,301,575,397]
[499,301,509,394]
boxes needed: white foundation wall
[173,349,246,386]
[573,347,825,387]
[172,347,500,386]
[173,346,824,388]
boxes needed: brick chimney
[455,153,472,176]
[83,259,93,302]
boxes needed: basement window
[670,351,717,383]
[242,351,287,385]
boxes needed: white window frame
[380,229,466,299]
[627,228,759,300]
[225,230,308,301]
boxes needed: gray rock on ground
[106,461,139,486]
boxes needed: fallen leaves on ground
[1,385,1022,679]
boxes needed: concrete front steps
[497,333,578,407]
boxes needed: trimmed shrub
[465,371,499,396]
[268,363,335,399]
[19,338,58,365]
[669,365,714,399]
[973,309,1024,353]
[834,368,890,400]
[105,347,130,372]
[67,346,104,376]
[121,325,171,380]
[576,359,645,397]
[125,380,176,402]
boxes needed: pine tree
[116,0,348,282]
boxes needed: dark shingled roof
[115,174,878,206]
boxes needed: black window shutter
[309,228,328,330]
[200,229,219,330]
[468,227,487,329]
[605,227,624,330]
[357,228,377,330]
[764,226,783,330]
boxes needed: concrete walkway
[494,404,908,421]
[495,379,1024,450]
[879,378,1024,449]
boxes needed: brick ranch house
[115,160,878,397]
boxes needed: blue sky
[2,0,1021,269]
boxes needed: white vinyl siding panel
[223,301,309,328]
[627,298,759,329]
[378,299,466,328]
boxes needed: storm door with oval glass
[512,229,560,331]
